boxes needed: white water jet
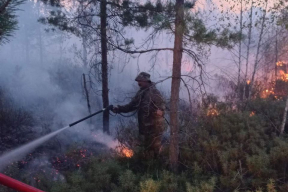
[0,126,69,172]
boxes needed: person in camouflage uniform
[113,72,165,158]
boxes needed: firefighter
[112,72,165,158]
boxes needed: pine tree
[0,0,24,44]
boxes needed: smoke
[70,127,119,149]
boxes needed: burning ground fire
[276,61,284,67]
[249,61,288,99]
[1,130,134,185]
[207,108,219,117]
[120,147,134,158]
[91,131,134,158]
[279,70,288,81]
[276,61,288,82]
[250,111,255,117]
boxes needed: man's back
[136,85,165,134]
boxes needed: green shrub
[140,179,160,192]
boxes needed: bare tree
[100,0,110,134]
[280,97,288,135]
[248,0,268,99]
[237,0,243,99]
[243,1,253,98]
[82,74,91,115]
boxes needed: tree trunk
[280,97,288,135]
[244,3,253,99]
[275,28,278,80]
[81,22,88,67]
[25,29,30,64]
[237,0,243,99]
[100,0,110,134]
[169,0,184,173]
[83,74,91,115]
[59,33,64,64]
[249,0,267,99]
[82,35,88,67]
[37,3,43,65]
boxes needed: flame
[247,80,251,85]
[278,70,288,81]
[276,61,283,66]
[261,89,274,98]
[207,108,219,116]
[121,148,133,158]
[250,111,255,117]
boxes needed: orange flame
[121,148,133,158]
[279,70,288,81]
[250,111,255,117]
[276,61,284,66]
[247,80,251,85]
[207,108,219,116]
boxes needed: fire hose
[0,173,44,192]
[69,105,114,127]
[0,105,114,192]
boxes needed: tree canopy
[0,0,24,44]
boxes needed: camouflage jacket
[118,84,165,135]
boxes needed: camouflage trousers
[138,117,165,159]
[139,133,162,158]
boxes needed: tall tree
[100,0,109,134]
[244,2,253,93]
[237,0,243,99]
[36,1,44,65]
[276,3,288,135]
[248,0,268,99]
[169,0,184,172]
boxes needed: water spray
[0,105,113,191]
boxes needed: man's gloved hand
[112,106,120,113]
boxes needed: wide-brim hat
[135,72,151,82]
